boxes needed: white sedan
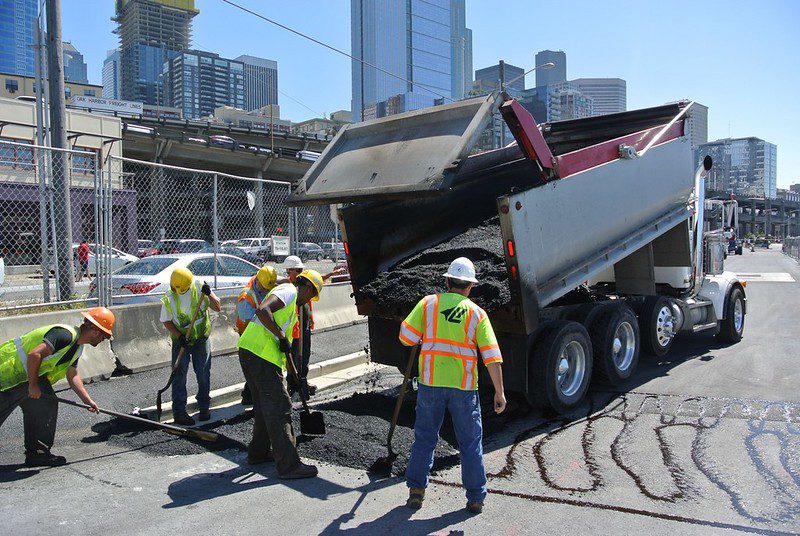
[89,253,258,305]
[73,243,138,275]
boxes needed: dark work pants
[289,304,312,396]
[238,348,301,475]
[0,380,58,453]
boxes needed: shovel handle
[285,348,313,414]
[387,345,419,447]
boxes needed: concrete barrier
[0,309,116,384]
[0,281,363,378]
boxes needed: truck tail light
[122,282,159,294]
[507,240,515,257]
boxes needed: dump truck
[289,94,747,414]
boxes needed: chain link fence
[0,143,344,312]
[784,237,800,263]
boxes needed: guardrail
[783,237,800,262]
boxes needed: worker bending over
[161,267,221,425]
[237,269,324,479]
[236,265,278,406]
[400,257,506,514]
[282,255,345,398]
[0,308,115,467]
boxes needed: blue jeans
[406,384,486,504]
[171,337,211,414]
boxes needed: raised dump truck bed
[290,94,746,414]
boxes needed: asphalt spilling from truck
[359,217,510,313]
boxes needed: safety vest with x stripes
[399,293,502,391]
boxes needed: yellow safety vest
[399,293,502,390]
[0,324,82,391]
[237,283,297,370]
[161,283,210,341]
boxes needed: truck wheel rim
[734,298,744,332]
[557,340,585,398]
[613,321,636,371]
[656,306,674,348]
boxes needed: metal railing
[783,237,800,263]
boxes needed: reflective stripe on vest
[162,284,210,340]
[419,294,487,390]
[0,325,82,391]
[236,283,297,370]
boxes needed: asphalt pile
[359,217,510,313]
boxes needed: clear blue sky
[64,0,800,187]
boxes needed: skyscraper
[572,78,626,115]
[534,50,566,88]
[62,41,88,84]
[474,61,525,94]
[102,49,121,99]
[0,0,36,77]
[164,50,245,119]
[235,55,278,111]
[113,0,199,105]
[351,0,472,120]
[697,137,777,198]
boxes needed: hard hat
[443,257,478,283]
[283,255,305,271]
[170,266,194,294]
[256,265,277,290]
[81,307,115,336]
[297,269,323,301]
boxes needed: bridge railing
[783,237,800,263]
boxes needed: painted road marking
[736,272,795,282]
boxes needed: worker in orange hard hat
[0,307,115,467]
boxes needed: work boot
[246,450,274,465]
[466,501,484,514]
[307,382,318,397]
[406,488,425,510]
[25,450,67,467]
[278,462,318,479]
[173,412,195,426]
[198,410,211,422]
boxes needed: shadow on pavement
[0,464,39,481]
[320,503,470,535]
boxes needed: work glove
[278,337,292,354]
[201,282,212,296]
[178,334,188,348]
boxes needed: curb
[140,350,370,422]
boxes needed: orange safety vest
[236,275,260,335]
[292,301,314,339]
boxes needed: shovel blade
[300,410,326,436]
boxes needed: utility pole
[45,0,74,300]
[498,60,506,148]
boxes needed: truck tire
[530,320,592,414]
[717,286,745,343]
[639,296,675,357]
[590,304,640,386]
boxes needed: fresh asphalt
[1,245,799,534]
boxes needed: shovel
[285,348,326,436]
[369,345,419,475]
[47,395,219,442]
[156,293,207,421]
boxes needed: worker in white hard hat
[160,266,221,425]
[282,255,346,399]
[400,256,505,515]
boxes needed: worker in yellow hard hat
[235,265,280,407]
[282,256,346,399]
[236,268,323,477]
[160,266,221,425]
[0,307,115,467]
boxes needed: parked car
[296,242,324,262]
[137,239,156,257]
[73,243,137,275]
[89,253,259,305]
[220,239,240,247]
[320,241,345,260]
[209,135,237,149]
[199,245,262,265]
[153,239,210,255]
[0,255,5,298]
[235,238,272,256]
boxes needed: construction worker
[237,268,324,479]
[400,257,506,514]
[0,307,115,467]
[236,265,279,406]
[283,255,345,398]
[160,267,221,425]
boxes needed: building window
[0,137,35,170]
[5,79,19,93]
[84,89,96,96]
[71,147,98,175]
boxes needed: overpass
[707,191,800,238]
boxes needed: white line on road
[735,272,796,282]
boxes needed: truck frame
[290,94,747,414]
